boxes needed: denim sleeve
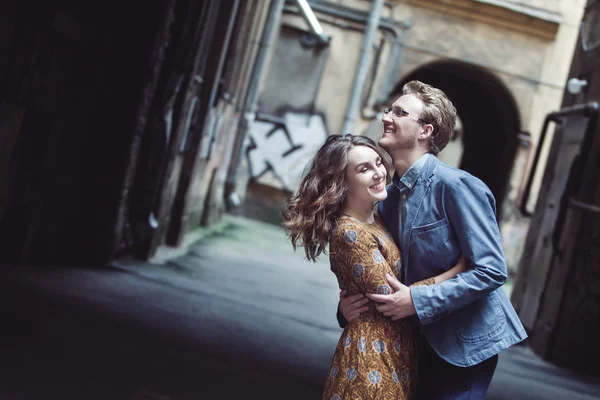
[411,175,508,325]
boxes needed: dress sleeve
[331,223,398,296]
[411,278,435,287]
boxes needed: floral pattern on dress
[395,258,402,274]
[373,249,384,263]
[323,216,435,399]
[344,230,358,243]
[394,338,402,353]
[373,339,385,353]
[331,363,339,377]
[344,335,352,348]
[402,369,412,382]
[358,337,367,352]
[377,284,391,295]
[346,368,357,381]
[352,264,364,278]
[368,370,382,384]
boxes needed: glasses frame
[383,107,430,125]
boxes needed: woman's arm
[411,255,468,286]
[337,290,369,327]
[331,223,400,297]
[432,255,468,284]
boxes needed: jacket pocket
[412,219,448,234]
[455,291,506,343]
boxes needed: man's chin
[378,137,392,151]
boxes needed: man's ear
[419,124,434,140]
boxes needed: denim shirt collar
[393,152,432,190]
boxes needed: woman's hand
[340,290,369,322]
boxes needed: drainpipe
[375,27,409,106]
[295,0,329,44]
[225,0,286,209]
[208,0,241,111]
[285,1,411,113]
[307,1,409,37]
[203,0,241,158]
[340,0,385,135]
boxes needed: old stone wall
[244,0,586,273]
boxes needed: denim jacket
[377,155,527,367]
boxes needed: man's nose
[382,112,392,123]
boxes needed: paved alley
[1,215,599,399]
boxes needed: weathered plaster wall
[248,0,585,274]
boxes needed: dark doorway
[395,60,521,220]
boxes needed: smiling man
[337,80,527,399]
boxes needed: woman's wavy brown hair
[282,134,390,262]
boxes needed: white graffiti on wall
[246,112,329,191]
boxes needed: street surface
[1,216,599,399]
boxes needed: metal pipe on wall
[340,0,385,135]
[295,0,329,44]
[207,0,241,111]
[376,30,408,105]
[203,0,241,159]
[244,0,286,116]
[308,1,409,37]
[225,0,286,209]
[285,1,411,114]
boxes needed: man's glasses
[383,107,430,125]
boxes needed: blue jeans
[416,334,498,400]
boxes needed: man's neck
[391,149,429,177]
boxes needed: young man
[337,80,527,399]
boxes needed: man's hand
[339,290,369,322]
[366,273,416,320]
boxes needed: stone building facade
[239,0,586,276]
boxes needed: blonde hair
[402,80,457,155]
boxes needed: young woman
[283,134,466,399]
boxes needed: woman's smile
[370,182,385,191]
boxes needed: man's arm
[410,174,507,325]
[366,256,468,320]
[336,303,347,328]
[337,291,369,328]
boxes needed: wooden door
[512,0,600,376]
[129,0,221,259]
[165,0,241,246]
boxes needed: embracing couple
[283,80,527,399]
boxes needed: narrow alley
[1,216,599,399]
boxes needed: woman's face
[345,145,388,205]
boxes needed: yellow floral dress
[323,216,434,400]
